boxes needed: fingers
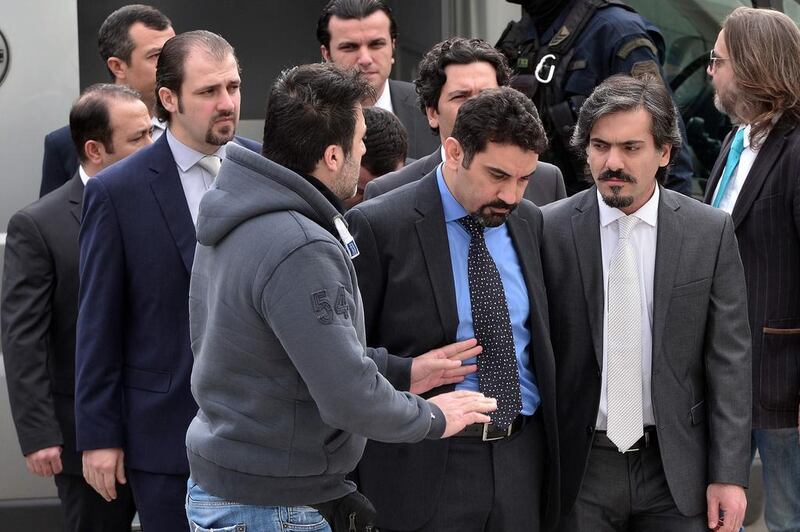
[103,468,118,501]
[439,338,478,357]
[442,364,478,379]
[464,412,492,425]
[115,454,127,485]
[25,448,62,477]
[51,455,63,476]
[446,345,482,362]
[706,494,720,530]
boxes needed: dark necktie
[458,215,522,429]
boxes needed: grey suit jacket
[541,186,752,517]
[704,115,800,429]
[364,146,567,206]
[388,79,439,160]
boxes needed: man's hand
[25,446,63,477]
[428,390,497,438]
[410,338,482,394]
[82,448,126,502]
[706,483,746,531]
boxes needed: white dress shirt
[151,116,167,141]
[711,124,759,214]
[373,79,394,114]
[166,129,226,225]
[78,165,92,186]
[596,186,659,429]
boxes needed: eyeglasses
[708,50,728,71]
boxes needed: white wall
[0,0,80,232]
[0,0,79,500]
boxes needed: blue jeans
[185,479,332,532]
[752,428,800,532]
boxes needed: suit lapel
[704,128,735,204]
[730,118,794,228]
[571,191,605,368]
[652,188,683,366]
[147,136,196,273]
[414,173,459,340]
[68,173,84,225]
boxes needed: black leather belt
[452,415,529,441]
[593,427,658,452]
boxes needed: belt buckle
[482,423,512,442]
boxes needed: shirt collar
[436,164,468,222]
[373,79,393,113]
[597,184,659,228]
[152,116,166,132]
[166,128,226,172]
[78,165,91,186]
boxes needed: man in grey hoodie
[185,63,497,532]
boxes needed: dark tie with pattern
[458,215,522,429]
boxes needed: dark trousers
[127,469,189,532]
[54,472,136,532]
[558,441,707,531]
[386,413,545,532]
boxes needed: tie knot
[730,128,746,156]
[458,215,485,239]
[197,155,222,178]
[617,215,640,240]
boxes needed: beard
[597,169,636,210]
[205,111,237,146]
[472,199,518,228]
[331,155,361,201]
[713,84,744,123]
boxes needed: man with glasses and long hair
[706,7,800,531]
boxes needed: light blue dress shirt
[436,166,540,415]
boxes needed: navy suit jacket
[75,133,260,474]
[40,125,79,198]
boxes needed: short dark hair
[316,0,398,49]
[98,4,172,80]
[415,37,512,135]
[361,107,408,176]
[451,87,548,168]
[262,63,374,175]
[69,83,143,163]
[571,74,682,184]
[154,30,238,122]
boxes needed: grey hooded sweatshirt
[186,143,445,507]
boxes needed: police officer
[497,0,694,196]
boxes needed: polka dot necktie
[606,215,643,452]
[458,215,522,429]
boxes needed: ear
[391,38,396,64]
[443,137,462,170]
[84,140,105,165]
[425,106,439,130]
[322,144,343,173]
[659,144,672,167]
[159,87,179,114]
[321,45,332,62]
[106,57,127,82]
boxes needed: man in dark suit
[364,37,566,207]
[75,31,259,532]
[542,74,751,531]
[347,87,559,531]
[40,4,174,197]
[705,8,800,530]
[317,0,438,159]
[2,83,152,531]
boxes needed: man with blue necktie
[706,7,800,531]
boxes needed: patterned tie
[606,215,643,451]
[197,155,222,180]
[712,128,745,208]
[458,215,522,429]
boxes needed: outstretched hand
[429,390,497,438]
[410,338,481,394]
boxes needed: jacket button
[586,425,593,435]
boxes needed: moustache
[213,111,235,121]
[482,200,517,211]
[599,169,636,183]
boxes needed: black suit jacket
[388,79,439,160]
[704,115,800,429]
[40,125,79,198]
[363,147,567,207]
[2,175,84,474]
[346,172,560,531]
